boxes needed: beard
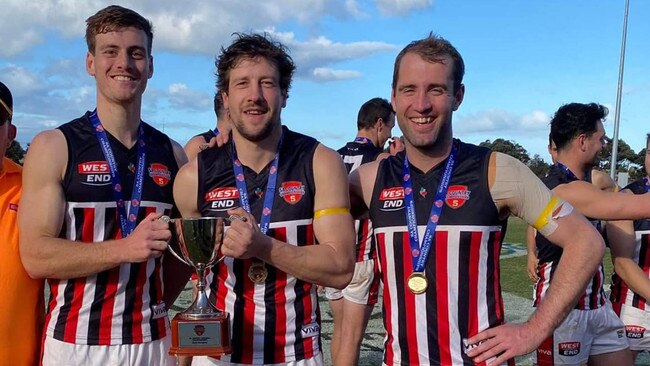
[234,118,277,142]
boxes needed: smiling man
[173,33,355,366]
[349,34,605,365]
[19,6,188,366]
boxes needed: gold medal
[248,262,268,284]
[407,272,428,294]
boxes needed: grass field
[501,216,614,300]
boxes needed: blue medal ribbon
[89,110,146,237]
[232,132,284,235]
[403,142,457,272]
[354,137,373,145]
[212,127,219,137]
[644,177,650,193]
[555,162,579,181]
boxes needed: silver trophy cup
[163,216,232,356]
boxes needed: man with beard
[349,34,607,365]
[173,33,355,366]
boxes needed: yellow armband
[533,196,559,230]
[314,207,350,220]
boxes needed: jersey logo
[149,163,171,187]
[205,187,239,211]
[279,181,305,204]
[626,325,645,339]
[379,187,404,211]
[151,302,167,319]
[301,322,320,338]
[445,185,470,209]
[78,161,111,186]
[557,341,580,356]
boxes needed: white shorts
[42,335,175,366]
[536,302,628,366]
[193,354,323,366]
[325,259,379,305]
[617,302,650,352]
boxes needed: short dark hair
[392,33,465,93]
[357,98,393,130]
[216,33,295,98]
[550,103,608,151]
[85,5,153,55]
[214,91,226,119]
[0,81,13,124]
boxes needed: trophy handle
[160,216,193,266]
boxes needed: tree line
[479,138,647,181]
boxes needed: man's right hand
[121,212,171,263]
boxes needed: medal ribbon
[354,137,373,145]
[212,127,219,137]
[90,110,146,237]
[403,142,457,272]
[232,132,284,235]
[555,162,579,181]
[644,177,650,193]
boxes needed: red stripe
[63,279,86,343]
[153,258,167,337]
[357,220,370,262]
[99,267,118,343]
[535,262,548,306]
[467,232,481,338]
[491,231,503,322]
[300,281,314,360]
[377,232,394,365]
[536,334,555,366]
[435,231,451,366]
[82,207,95,242]
[368,253,381,305]
[273,227,289,362]
[402,232,420,364]
[240,261,256,364]
[215,248,228,312]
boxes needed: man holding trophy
[18,5,189,365]
[173,33,356,365]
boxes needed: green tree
[527,154,550,178]
[5,140,26,165]
[479,138,530,164]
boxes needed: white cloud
[166,83,212,111]
[456,109,551,136]
[311,67,362,81]
[375,0,433,16]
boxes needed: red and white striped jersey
[611,179,650,312]
[45,114,178,345]
[197,127,322,364]
[369,140,512,366]
[534,165,606,310]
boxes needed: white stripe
[445,228,463,366]
[382,232,401,362]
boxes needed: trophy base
[169,312,232,357]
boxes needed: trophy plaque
[163,216,232,357]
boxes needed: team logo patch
[194,325,205,336]
[148,163,171,187]
[558,341,580,356]
[446,185,471,209]
[279,181,305,204]
[205,187,239,211]
[379,187,404,211]
[78,161,111,186]
[626,325,645,339]
[8,203,18,212]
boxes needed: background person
[0,80,45,365]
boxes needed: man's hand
[465,322,540,365]
[527,251,539,282]
[388,136,405,155]
[222,207,271,259]
[120,212,171,263]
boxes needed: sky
[1,0,649,162]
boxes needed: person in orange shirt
[0,81,45,364]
